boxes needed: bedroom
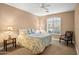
[0,3,78,55]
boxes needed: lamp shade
[8,27,13,31]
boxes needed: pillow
[19,29,30,40]
[35,30,46,34]
[19,29,28,34]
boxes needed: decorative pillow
[19,29,30,39]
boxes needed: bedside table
[4,38,16,51]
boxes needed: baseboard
[75,45,79,55]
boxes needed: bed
[17,30,52,54]
[29,33,52,47]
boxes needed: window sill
[48,33,61,35]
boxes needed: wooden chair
[59,31,73,46]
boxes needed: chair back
[65,31,73,38]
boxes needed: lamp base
[8,35,11,40]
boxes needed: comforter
[17,33,51,54]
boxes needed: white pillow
[35,30,46,34]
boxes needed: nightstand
[4,38,16,51]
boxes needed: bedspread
[17,32,51,54]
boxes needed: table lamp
[7,27,13,40]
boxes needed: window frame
[47,16,61,35]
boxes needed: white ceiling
[7,3,76,16]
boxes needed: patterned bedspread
[17,32,51,54]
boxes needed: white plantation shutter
[47,17,61,34]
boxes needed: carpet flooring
[0,39,77,55]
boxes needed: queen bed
[17,30,52,54]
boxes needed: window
[47,17,61,34]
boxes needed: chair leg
[59,39,61,43]
[66,41,68,46]
[71,40,73,44]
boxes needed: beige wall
[0,3,75,42]
[0,3,39,43]
[0,4,74,34]
[75,4,79,54]
[0,3,39,32]
[39,11,74,34]
[39,11,74,38]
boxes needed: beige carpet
[41,40,77,55]
[0,39,77,55]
